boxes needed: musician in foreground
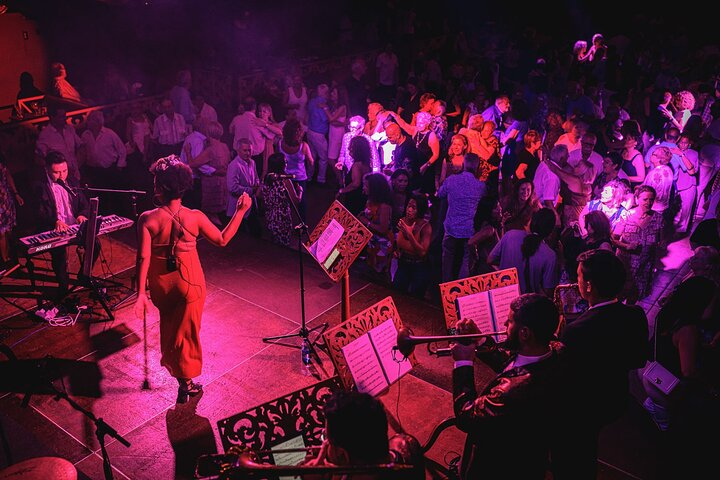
[134,155,251,403]
[31,151,92,301]
[451,293,566,480]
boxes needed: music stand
[76,185,146,310]
[262,179,330,357]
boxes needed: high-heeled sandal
[176,380,203,404]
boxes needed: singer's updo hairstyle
[150,155,193,201]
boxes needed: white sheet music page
[455,290,495,336]
[368,319,412,385]
[309,219,345,264]
[489,284,520,341]
[341,333,388,396]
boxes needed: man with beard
[451,294,566,480]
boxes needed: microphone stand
[262,177,329,363]
[50,382,131,480]
[74,185,147,310]
[78,186,151,389]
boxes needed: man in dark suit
[554,249,649,479]
[31,151,93,300]
[452,294,567,480]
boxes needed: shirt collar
[589,298,618,310]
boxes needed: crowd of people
[2,19,720,479]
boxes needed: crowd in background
[1,7,720,475]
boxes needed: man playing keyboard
[31,151,97,301]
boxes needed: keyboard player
[31,151,99,301]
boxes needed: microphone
[266,173,296,180]
[57,179,76,197]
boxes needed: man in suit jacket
[32,151,92,300]
[452,294,567,480]
[554,248,649,479]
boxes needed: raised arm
[198,192,252,247]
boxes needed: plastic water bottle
[300,339,311,374]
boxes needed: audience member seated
[393,193,431,299]
[185,122,230,227]
[452,294,566,480]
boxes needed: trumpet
[395,327,506,358]
[195,433,424,479]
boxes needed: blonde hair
[674,90,696,110]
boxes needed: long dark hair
[365,173,393,205]
[521,208,556,259]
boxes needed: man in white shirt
[229,96,266,157]
[226,139,261,236]
[179,119,210,209]
[192,95,218,124]
[36,106,82,182]
[32,152,97,301]
[567,132,602,183]
[152,98,187,158]
[81,111,126,188]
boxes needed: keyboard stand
[66,198,131,321]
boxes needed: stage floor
[0,186,695,479]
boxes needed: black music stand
[262,178,329,360]
[68,197,120,320]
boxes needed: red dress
[149,233,206,379]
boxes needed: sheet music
[272,435,307,480]
[341,334,388,397]
[455,291,495,336]
[310,219,345,264]
[489,284,520,340]
[368,319,411,385]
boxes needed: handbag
[642,324,680,395]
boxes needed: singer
[260,153,303,247]
[134,156,252,403]
[31,151,98,301]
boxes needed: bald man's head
[385,123,403,144]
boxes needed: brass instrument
[396,327,506,358]
[196,433,424,479]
